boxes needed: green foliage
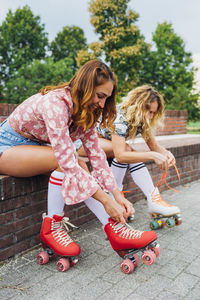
[50,26,88,72]
[138,22,200,120]
[76,41,103,67]
[4,57,74,104]
[188,120,200,128]
[1,2,199,121]
[84,0,149,97]
[166,86,200,120]
[0,5,48,89]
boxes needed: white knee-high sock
[129,163,155,197]
[48,170,65,217]
[84,197,109,226]
[48,171,109,225]
[111,158,128,190]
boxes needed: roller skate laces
[111,220,143,240]
[50,215,78,247]
[149,162,182,229]
[150,161,181,209]
[151,193,172,207]
[154,161,180,195]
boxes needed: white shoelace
[111,221,143,239]
[51,217,78,247]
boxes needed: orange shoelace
[153,161,181,195]
[120,190,131,197]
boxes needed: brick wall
[156,110,188,135]
[0,103,18,123]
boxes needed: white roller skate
[147,188,182,230]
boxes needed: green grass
[187,120,200,134]
[188,121,200,128]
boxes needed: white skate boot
[147,188,182,229]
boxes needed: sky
[0,0,200,55]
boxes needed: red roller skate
[104,218,160,274]
[37,213,81,272]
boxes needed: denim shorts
[0,119,42,155]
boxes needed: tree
[0,6,48,98]
[50,26,88,72]
[139,22,200,120]
[77,0,149,97]
[4,57,74,104]
[76,41,103,67]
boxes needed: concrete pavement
[1,179,200,300]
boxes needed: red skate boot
[37,213,81,272]
[104,218,160,274]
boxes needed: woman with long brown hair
[0,61,158,271]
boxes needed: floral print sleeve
[80,125,117,192]
[41,94,99,204]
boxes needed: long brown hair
[40,60,117,131]
[121,85,165,141]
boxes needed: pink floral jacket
[8,88,117,204]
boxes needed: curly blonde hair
[40,60,117,132]
[121,85,165,141]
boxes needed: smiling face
[92,80,114,110]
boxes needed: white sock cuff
[49,171,64,186]
[129,162,145,173]
[111,158,128,168]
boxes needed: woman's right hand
[103,196,127,224]
[152,152,169,171]
[92,188,127,224]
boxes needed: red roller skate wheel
[120,259,134,274]
[151,247,160,257]
[142,250,156,265]
[56,258,70,272]
[37,251,49,265]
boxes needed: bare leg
[78,138,114,158]
[0,145,60,177]
[78,137,133,158]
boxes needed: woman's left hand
[166,150,176,167]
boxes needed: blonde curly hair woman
[77,85,181,227]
